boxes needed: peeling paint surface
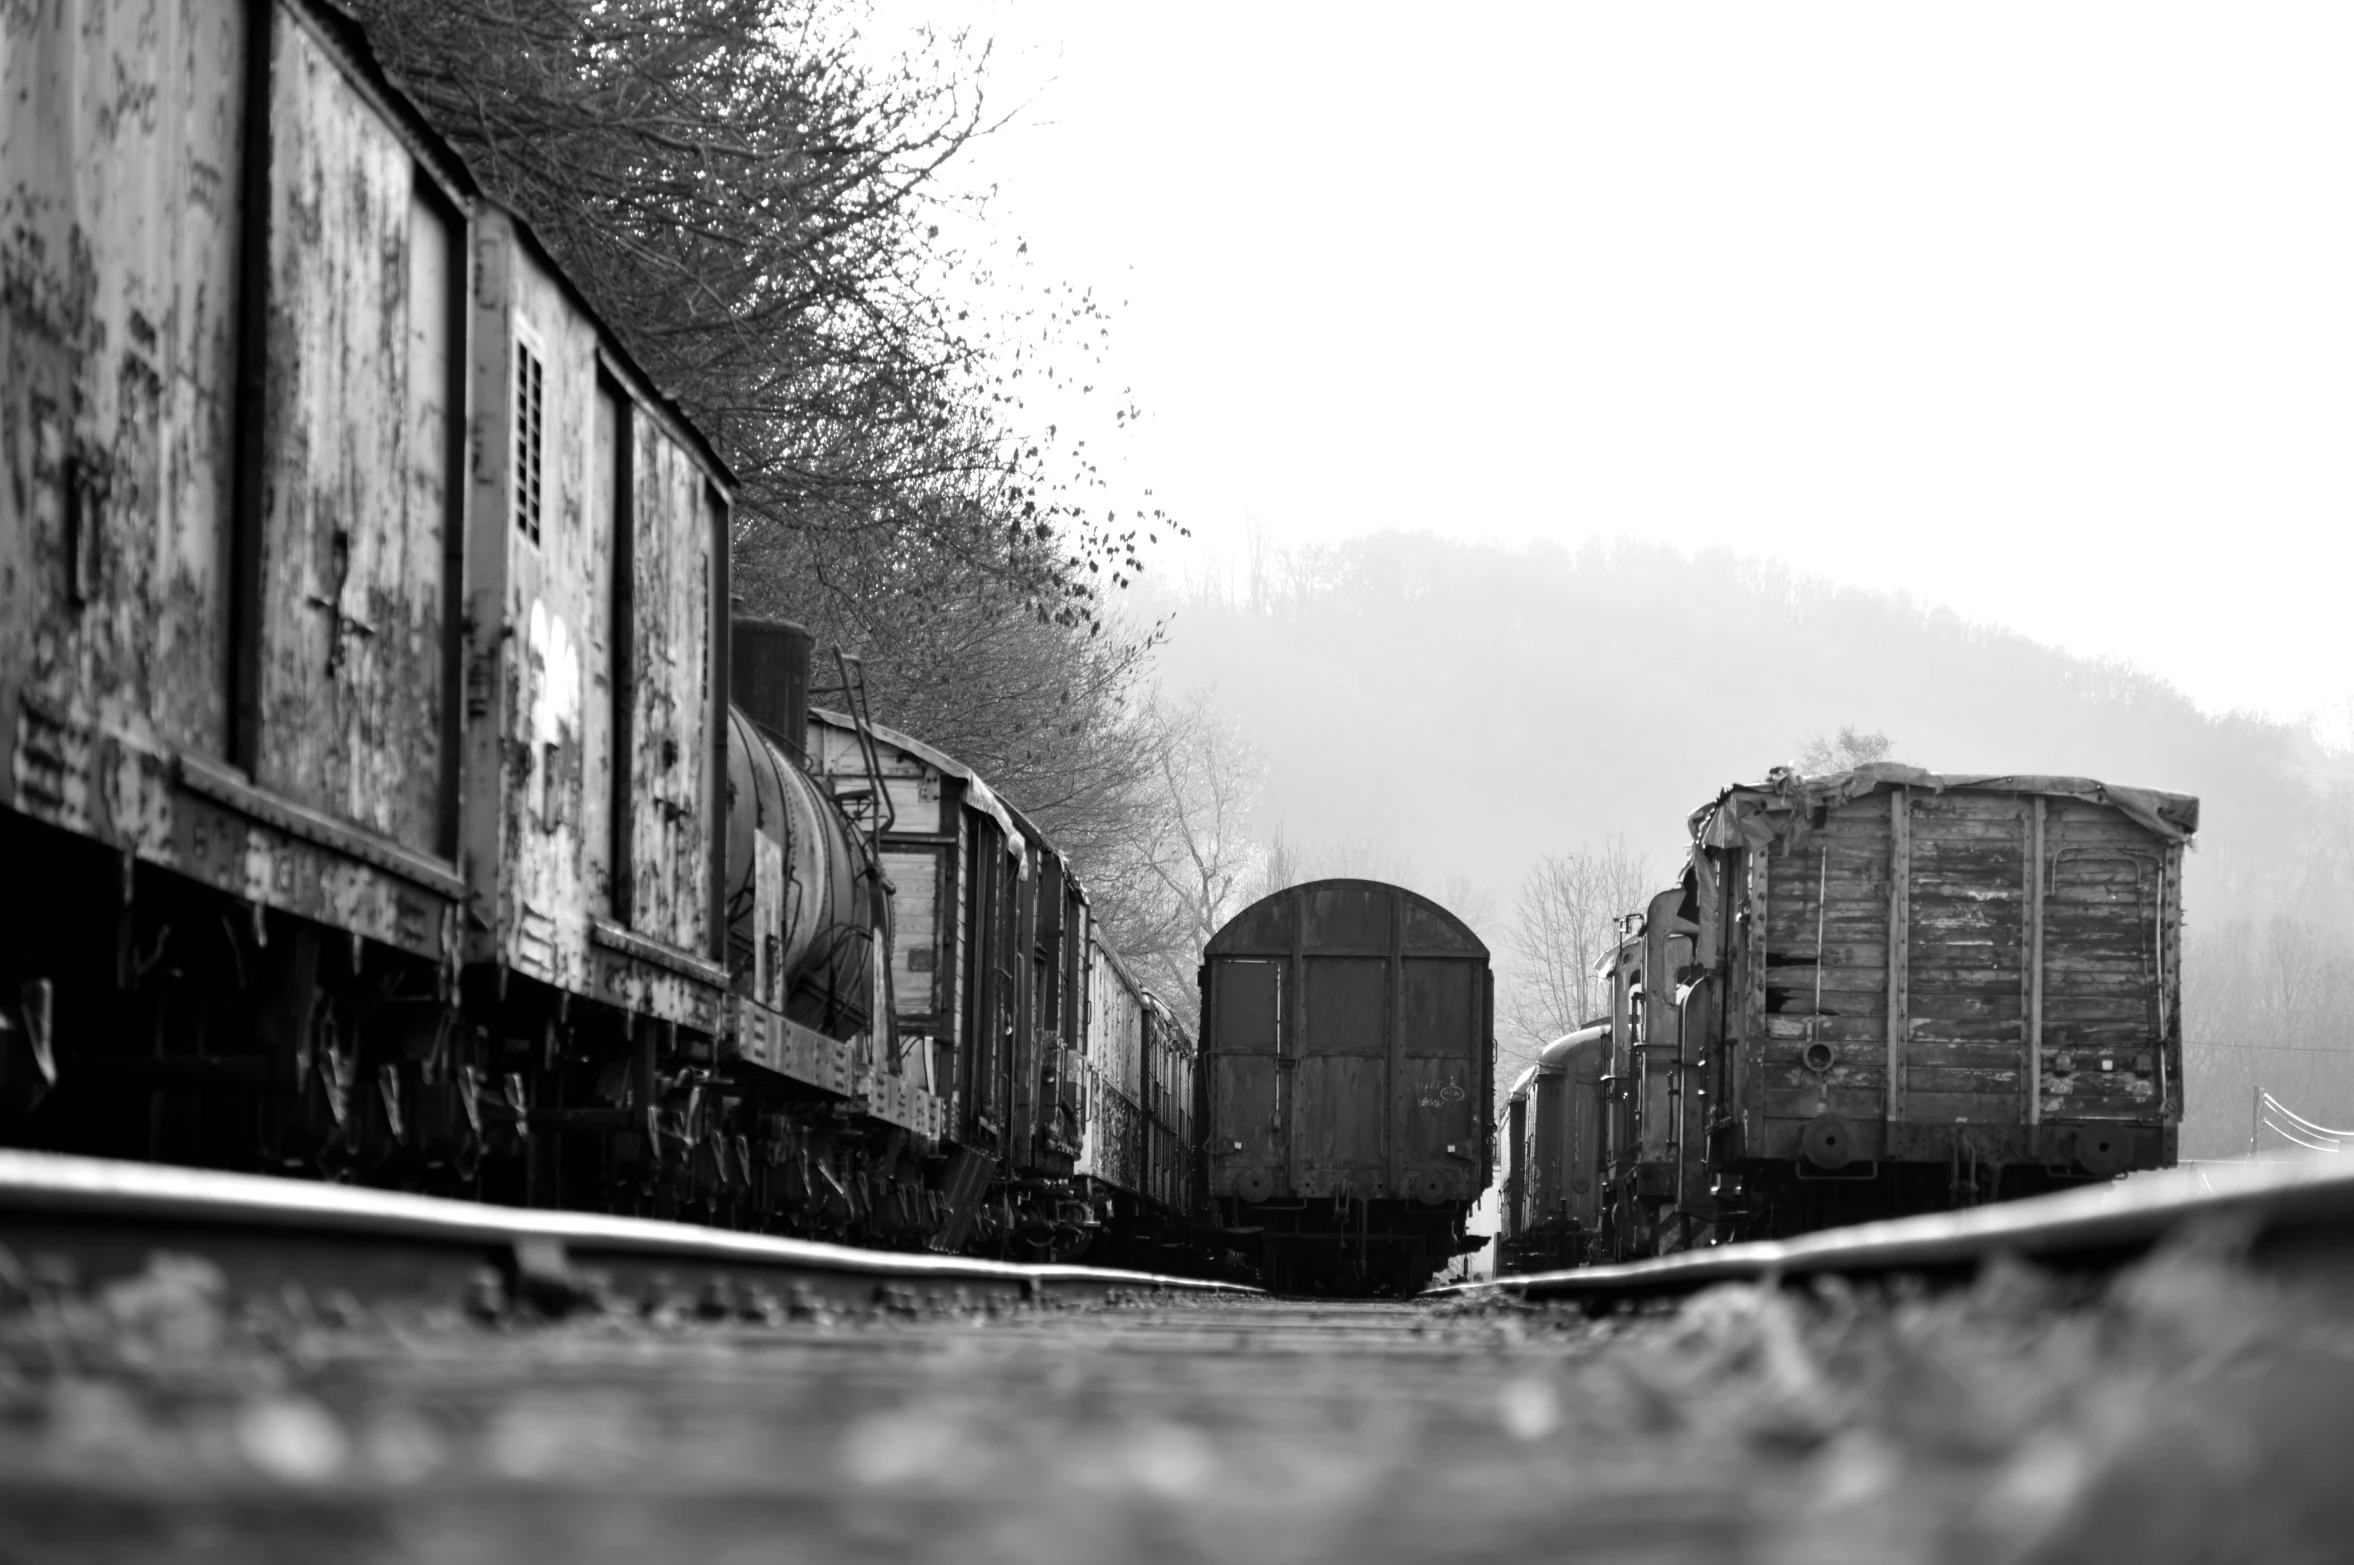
[251,13,451,854]
[2,0,246,766]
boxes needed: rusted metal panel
[622,420,713,957]
[1207,959,1281,1198]
[250,13,453,854]
[1077,938,1146,1193]
[2,0,248,767]
[0,0,481,959]
[452,208,729,1031]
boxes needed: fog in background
[905,4,2354,1165]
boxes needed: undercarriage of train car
[1215,1195,1483,1297]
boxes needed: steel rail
[1438,1154,2354,1302]
[0,1150,1255,1311]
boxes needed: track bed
[4,1231,2351,1562]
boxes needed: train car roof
[1206,878,1487,958]
[1537,1024,1609,1071]
[1692,762,2200,851]
[807,707,1099,900]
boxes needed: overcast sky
[936,3,2353,733]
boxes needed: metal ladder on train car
[806,649,900,1079]
[808,649,897,844]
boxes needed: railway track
[0,1151,1251,1320]
[1449,1153,2354,1304]
[0,1151,2349,1562]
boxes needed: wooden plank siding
[1759,801,1894,1123]
[1903,792,2028,1125]
[1718,773,2189,1168]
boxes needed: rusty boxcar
[1201,879,1493,1294]
[1077,938,1204,1266]
[1582,764,2197,1258]
[2,0,497,1169]
[0,0,916,1238]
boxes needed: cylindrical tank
[724,619,880,1044]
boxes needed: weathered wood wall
[1737,780,2184,1161]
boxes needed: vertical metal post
[1886,789,1910,1129]
[1386,890,1403,1200]
[2027,798,2046,1128]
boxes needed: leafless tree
[1080,690,1266,1031]
[1796,726,1894,772]
[1499,840,1654,1083]
[350,0,1178,842]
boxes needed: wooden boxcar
[1200,879,1492,1294]
[1597,764,2197,1256]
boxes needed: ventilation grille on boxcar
[514,340,544,543]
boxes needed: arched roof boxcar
[1200,880,1492,1215]
[1205,879,1488,960]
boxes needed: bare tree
[1083,690,1265,1031]
[1499,839,1654,1082]
[352,0,1179,851]
[1796,726,1894,772]
[1437,874,1497,937]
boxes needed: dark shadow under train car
[1200,879,1493,1295]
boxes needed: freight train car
[1200,879,1492,1294]
[804,707,1110,1259]
[1497,1024,1605,1273]
[0,0,932,1245]
[1562,764,2198,1261]
[1077,939,1206,1267]
[1,0,741,1196]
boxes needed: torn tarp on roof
[1690,762,2200,851]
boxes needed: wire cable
[2261,1093,2354,1140]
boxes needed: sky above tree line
[930,2,2354,736]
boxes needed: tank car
[1580,764,2197,1260]
[1199,879,1493,1294]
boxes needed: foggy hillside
[1138,532,2354,1159]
